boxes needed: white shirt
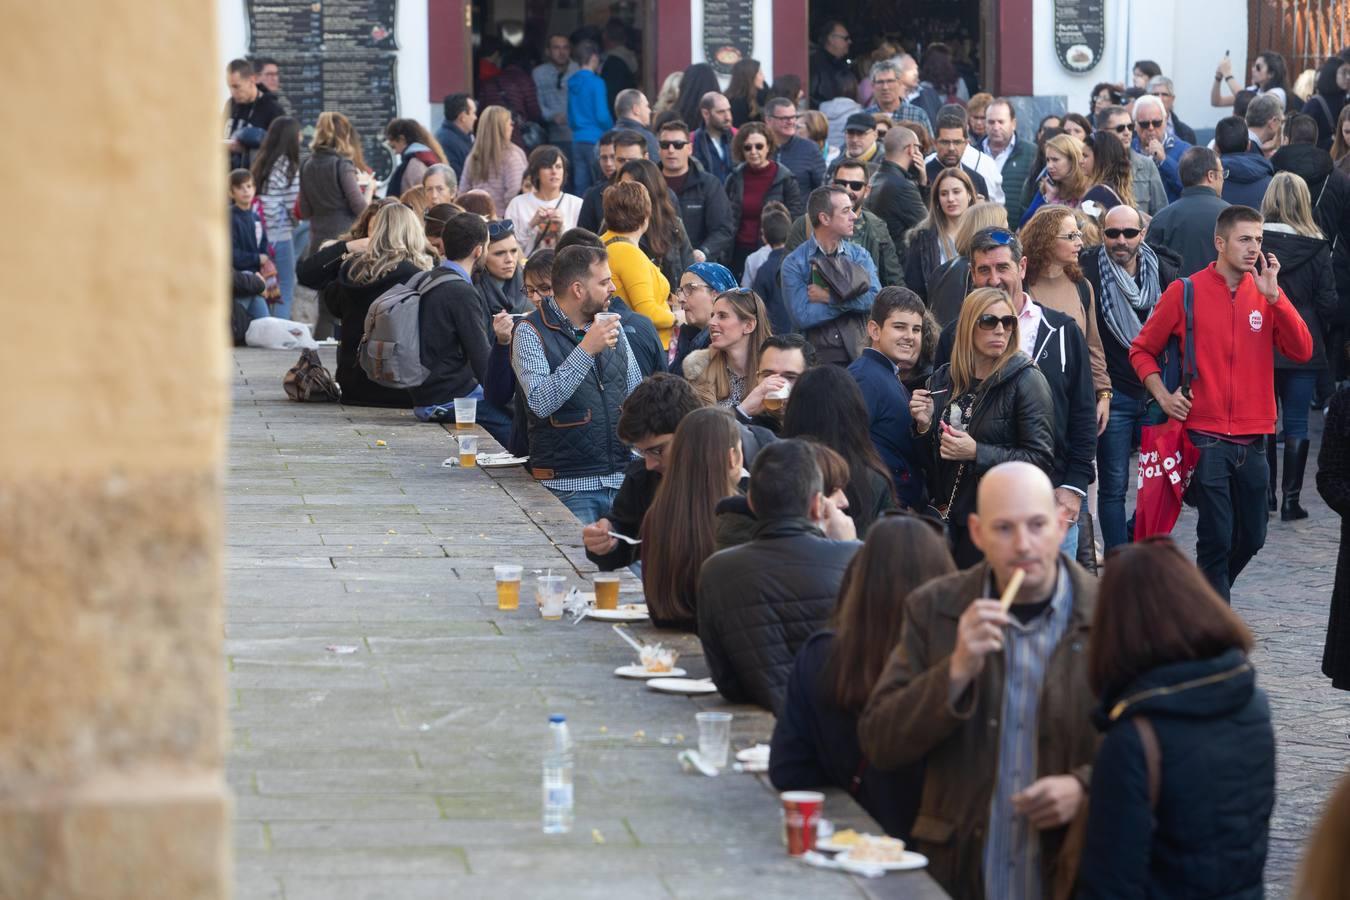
[924,144,1004,204]
[1015,293,1042,357]
[505,191,584,255]
[983,134,1018,172]
[741,244,773,288]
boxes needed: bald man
[1080,205,1183,551]
[859,462,1098,900]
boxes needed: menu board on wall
[1053,0,1106,73]
[247,0,400,180]
[702,0,755,75]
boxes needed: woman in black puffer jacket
[908,288,1055,565]
[1261,172,1340,520]
[1075,539,1274,900]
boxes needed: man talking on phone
[1129,205,1312,602]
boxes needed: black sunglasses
[1103,227,1143,239]
[659,140,689,150]
[833,179,867,191]
[1136,119,1166,130]
[1110,123,1135,134]
[977,314,1018,331]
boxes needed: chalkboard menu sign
[247,1,400,180]
[1053,0,1106,73]
[702,0,755,75]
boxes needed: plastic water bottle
[542,714,574,833]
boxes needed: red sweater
[736,162,778,247]
[1129,263,1313,436]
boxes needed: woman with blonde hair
[1020,133,1091,225]
[909,287,1055,564]
[681,288,776,412]
[904,167,976,301]
[640,407,744,630]
[398,184,429,218]
[459,105,528,216]
[1081,130,1135,211]
[299,111,374,258]
[926,200,1010,326]
[653,71,683,115]
[1261,171,1338,519]
[328,204,435,407]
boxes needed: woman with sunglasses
[904,167,977,302]
[770,512,955,839]
[1213,49,1293,111]
[725,123,804,278]
[640,407,746,630]
[909,287,1055,565]
[682,288,779,412]
[1074,538,1273,899]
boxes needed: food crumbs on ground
[591,828,605,844]
[634,730,645,740]
[599,725,608,733]
[675,733,684,742]
[375,440,386,446]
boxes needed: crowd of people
[223,37,1350,899]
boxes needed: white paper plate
[614,664,688,679]
[835,849,929,872]
[477,452,528,468]
[646,677,718,695]
[584,604,649,622]
[736,744,770,765]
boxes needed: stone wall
[0,1,230,897]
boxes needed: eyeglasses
[524,284,549,298]
[1103,227,1142,239]
[1056,231,1084,242]
[1136,119,1166,130]
[977,314,1018,331]
[1110,123,1135,134]
[677,282,711,297]
[833,178,867,191]
[633,442,670,461]
[658,140,689,150]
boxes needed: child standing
[229,169,273,341]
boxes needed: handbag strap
[1133,716,1162,811]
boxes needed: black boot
[1266,435,1278,512]
[1281,438,1310,521]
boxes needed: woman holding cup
[909,288,1055,565]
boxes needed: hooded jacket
[389,143,441,196]
[1076,649,1274,900]
[1272,142,1350,314]
[1129,263,1313,436]
[1219,151,1274,209]
[329,258,420,408]
[1263,227,1338,370]
[697,517,860,714]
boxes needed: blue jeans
[1060,520,1080,559]
[1275,369,1318,440]
[1097,391,1149,550]
[572,142,597,195]
[1188,434,1269,603]
[413,387,513,448]
[271,238,296,321]
[549,486,619,524]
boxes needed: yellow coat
[600,231,675,348]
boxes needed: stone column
[0,3,230,898]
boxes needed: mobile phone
[1254,253,1266,273]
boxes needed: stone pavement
[227,347,1350,898]
[226,347,945,899]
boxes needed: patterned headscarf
[684,261,738,294]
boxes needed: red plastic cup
[781,790,824,856]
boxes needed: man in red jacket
[1129,205,1313,601]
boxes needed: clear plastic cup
[593,573,620,610]
[763,383,791,412]
[454,397,478,430]
[695,711,732,768]
[536,575,567,619]
[458,434,479,467]
[494,564,522,610]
